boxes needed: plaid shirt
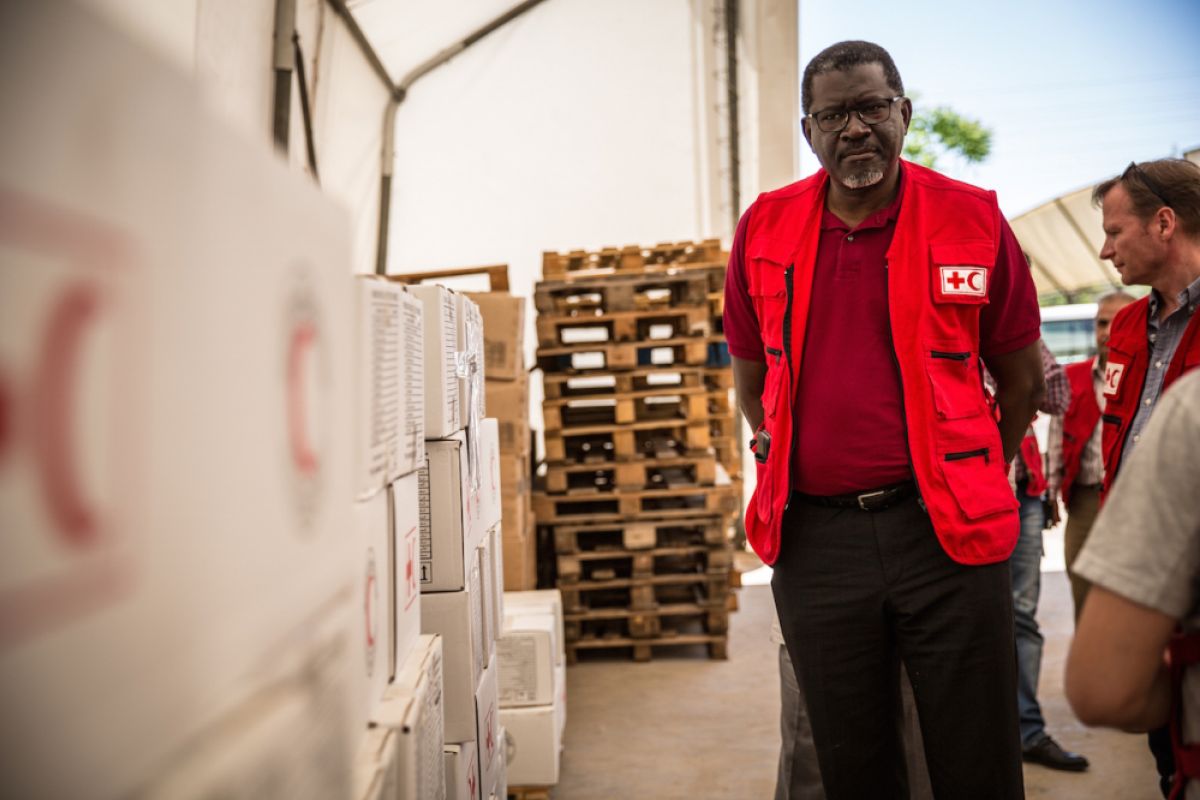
[983,340,1069,484]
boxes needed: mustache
[840,147,879,160]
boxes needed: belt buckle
[857,488,888,511]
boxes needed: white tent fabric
[1012,147,1200,299]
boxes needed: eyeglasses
[1122,161,1172,209]
[806,96,905,133]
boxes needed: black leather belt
[796,480,917,512]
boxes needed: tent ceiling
[346,0,523,83]
[1012,146,1200,299]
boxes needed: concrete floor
[554,539,1163,799]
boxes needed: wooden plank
[385,263,509,291]
[557,543,734,583]
[565,632,728,664]
[535,306,710,348]
[541,239,724,282]
[542,454,719,494]
[542,419,712,463]
[542,391,710,433]
[531,485,738,524]
[542,367,707,401]
[551,516,728,554]
[536,336,710,374]
[534,271,710,315]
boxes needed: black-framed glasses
[1122,161,1172,209]
[806,96,905,133]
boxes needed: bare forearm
[731,356,766,431]
[995,383,1043,462]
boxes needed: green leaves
[903,104,993,173]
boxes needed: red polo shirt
[724,169,1041,495]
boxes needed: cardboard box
[465,292,526,382]
[420,563,486,742]
[355,491,394,721]
[503,592,565,667]
[392,472,422,670]
[477,539,496,668]
[489,525,505,637]
[495,726,509,800]
[354,727,399,800]
[497,613,557,708]
[355,277,405,500]
[141,603,360,799]
[475,418,503,537]
[484,371,529,424]
[0,7,357,797]
[397,291,426,475]
[555,663,567,740]
[407,283,460,439]
[420,431,486,592]
[499,704,560,786]
[456,293,487,429]
[378,634,446,800]
[475,653,503,798]
[500,516,537,592]
[444,741,480,800]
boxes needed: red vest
[743,161,1019,566]
[1059,358,1101,506]
[1019,428,1047,497]
[1100,297,1200,494]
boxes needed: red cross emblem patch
[1103,361,1125,397]
[938,266,987,297]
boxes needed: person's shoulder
[754,172,825,207]
[1164,369,1200,414]
[1111,296,1150,330]
[904,160,996,204]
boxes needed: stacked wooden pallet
[533,239,741,663]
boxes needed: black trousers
[771,493,1024,799]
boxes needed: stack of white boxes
[407,285,508,800]
[1,7,366,797]
[352,277,451,799]
[497,591,567,789]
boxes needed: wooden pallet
[565,600,731,641]
[557,543,734,583]
[536,306,710,348]
[543,389,710,431]
[542,419,713,463]
[543,454,719,494]
[566,632,728,663]
[534,271,711,316]
[552,515,728,554]
[533,485,738,524]
[542,366,709,401]
[541,239,724,281]
[537,336,710,374]
[557,570,730,612]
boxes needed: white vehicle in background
[1040,303,1097,365]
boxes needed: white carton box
[355,491,394,721]
[355,276,405,500]
[140,602,360,800]
[475,419,502,537]
[0,7,357,798]
[503,592,565,667]
[421,563,486,742]
[497,613,557,708]
[489,526,505,634]
[378,634,446,800]
[354,727,400,800]
[407,283,460,439]
[420,432,485,592]
[444,741,480,800]
[555,662,567,739]
[393,472,423,671]
[475,653,503,799]
[398,291,426,475]
[499,704,561,787]
[456,293,486,429]
[477,539,496,668]
[495,726,509,800]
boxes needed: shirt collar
[1147,273,1200,319]
[821,163,906,232]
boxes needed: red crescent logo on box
[404,528,418,609]
[485,705,496,758]
[1103,361,1125,397]
[467,751,478,799]
[939,266,987,297]
[287,322,319,476]
[364,549,378,673]
[32,282,103,546]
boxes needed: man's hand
[984,341,1047,462]
[1046,489,1062,526]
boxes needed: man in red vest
[724,40,1045,797]
[1046,291,1135,621]
[1074,158,1200,798]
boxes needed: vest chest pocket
[924,345,987,420]
[930,240,994,305]
[748,238,791,356]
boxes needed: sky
[797,0,1200,218]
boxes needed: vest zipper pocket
[930,350,970,361]
[765,346,783,364]
[944,446,990,464]
[1101,414,1122,425]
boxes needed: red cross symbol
[485,707,496,755]
[946,271,967,290]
